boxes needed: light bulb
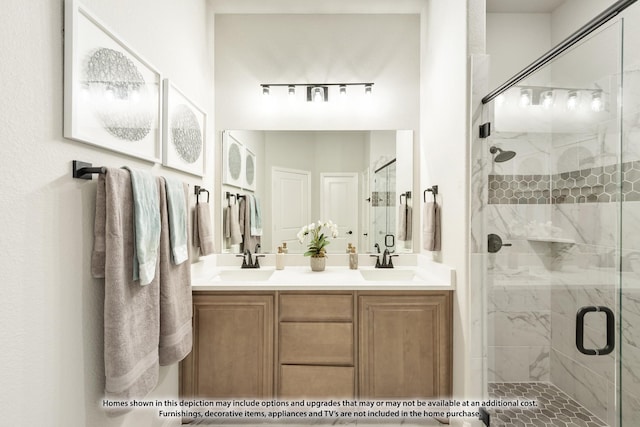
[339,85,347,97]
[313,86,324,102]
[364,84,372,96]
[567,90,578,110]
[288,85,295,97]
[519,88,531,107]
[541,90,554,109]
[262,85,270,96]
[591,91,603,112]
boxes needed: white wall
[420,0,469,402]
[0,0,212,425]
[213,13,420,131]
[486,13,551,89]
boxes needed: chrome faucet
[236,249,265,269]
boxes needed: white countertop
[190,254,455,291]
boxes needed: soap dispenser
[282,242,288,254]
[349,246,358,270]
[276,246,285,270]
[346,242,353,253]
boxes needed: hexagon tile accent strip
[488,382,607,427]
[488,160,640,204]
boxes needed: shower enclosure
[472,1,640,425]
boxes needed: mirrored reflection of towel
[195,202,214,256]
[249,194,263,236]
[124,167,161,285]
[398,202,412,241]
[422,202,441,251]
[229,202,242,245]
[158,178,192,366]
[93,168,160,402]
[239,196,260,252]
[164,177,188,265]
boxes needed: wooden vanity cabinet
[358,291,453,398]
[181,290,452,400]
[180,293,274,399]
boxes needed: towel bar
[423,185,438,203]
[72,160,106,180]
[195,186,210,204]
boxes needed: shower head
[490,146,516,162]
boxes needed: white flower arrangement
[297,220,339,257]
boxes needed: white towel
[423,202,441,251]
[124,167,161,285]
[92,168,160,402]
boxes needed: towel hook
[424,185,438,203]
[195,186,210,204]
[225,191,237,206]
[399,191,411,205]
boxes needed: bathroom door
[320,173,358,252]
[272,167,311,252]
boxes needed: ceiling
[210,0,426,14]
[486,0,567,13]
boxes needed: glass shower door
[477,20,624,426]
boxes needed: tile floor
[488,382,607,427]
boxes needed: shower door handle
[576,306,615,356]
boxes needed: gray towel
[124,167,161,285]
[422,202,441,251]
[158,178,193,365]
[239,197,260,252]
[92,168,159,401]
[164,177,188,265]
[397,202,412,241]
[249,194,263,236]
[195,202,214,255]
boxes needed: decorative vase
[310,255,326,272]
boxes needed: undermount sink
[359,269,417,282]
[217,269,274,282]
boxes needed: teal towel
[164,177,188,265]
[249,194,262,236]
[124,167,161,285]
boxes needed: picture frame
[222,131,244,188]
[243,147,257,191]
[63,0,162,162]
[162,80,206,176]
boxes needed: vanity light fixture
[540,90,554,109]
[259,82,374,102]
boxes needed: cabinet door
[180,294,274,398]
[358,293,452,398]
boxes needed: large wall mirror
[221,130,413,254]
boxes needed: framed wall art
[222,131,244,188]
[162,80,206,176]
[64,0,162,162]
[243,147,256,191]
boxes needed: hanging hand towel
[195,201,214,256]
[92,168,160,403]
[239,196,260,252]
[158,178,193,366]
[164,177,188,265]
[422,201,441,251]
[124,167,161,285]
[398,202,412,241]
[228,202,243,245]
[249,194,263,236]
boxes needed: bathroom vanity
[181,256,454,400]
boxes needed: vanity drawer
[279,365,355,398]
[279,322,353,365]
[279,294,353,322]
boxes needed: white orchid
[297,220,339,257]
